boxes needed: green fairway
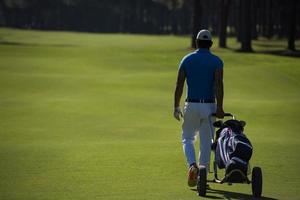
[0,28,300,200]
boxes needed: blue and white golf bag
[215,127,253,174]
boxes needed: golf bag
[215,121,253,175]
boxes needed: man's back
[173,29,225,188]
[179,48,223,100]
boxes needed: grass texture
[0,28,300,200]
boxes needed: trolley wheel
[197,166,207,197]
[252,167,262,197]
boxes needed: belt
[185,98,215,103]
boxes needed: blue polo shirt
[179,48,223,100]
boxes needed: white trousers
[182,102,216,170]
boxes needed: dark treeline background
[0,0,193,34]
[0,0,299,50]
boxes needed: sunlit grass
[0,28,299,200]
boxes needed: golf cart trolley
[197,113,263,197]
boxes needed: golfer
[173,29,225,187]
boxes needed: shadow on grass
[220,44,300,58]
[224,46,300,58]
[256,50,300,58]
[0,40,76,47]
[254,43,286,48]
[191,188,278,200]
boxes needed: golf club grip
[211,113,233,117]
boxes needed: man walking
[173,30,225,187]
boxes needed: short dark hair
[196,40,213,49]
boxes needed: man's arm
[214,69,225,118]
[173,69,186,120]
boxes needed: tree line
[0,0,299,51]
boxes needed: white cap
[196,29,212,41]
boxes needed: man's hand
[215,107,225,119]
[174,69,185,120]
[173,107,183,121]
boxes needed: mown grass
[0,28,299,200]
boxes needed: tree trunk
[266,0,273,38]
[171,10,178,34]
[0,0,8,26]
[240,0,252,52]
[251,0,258,39]
[219,0,230,48]
[191,0,202,48]
[236,0,242,42]
[288,0,297,51]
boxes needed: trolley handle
[212,113,235,119]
